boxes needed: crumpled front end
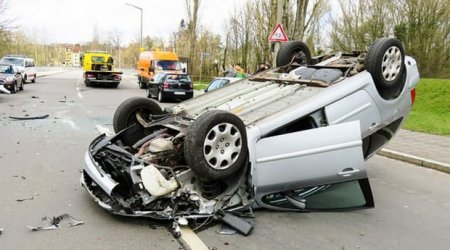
[81,124,249,220]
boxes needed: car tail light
[114,75,121,81]
[410,88,416,106]
[163,82,169,89]
[86,73,94,78]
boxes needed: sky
[5,0,246,45]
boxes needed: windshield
[0,57,24,66]
[155,60,181,71]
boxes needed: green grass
[403,78,450,136]
[193,81,209,90]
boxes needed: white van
[0,55,37,83]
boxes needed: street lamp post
[125,3,143,49]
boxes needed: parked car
[0,55,37,83]
[146,72,193,102]
[81,38,419,234]
[0,64,24,93]
[204,77,240,92]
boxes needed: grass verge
[403,78,450,136]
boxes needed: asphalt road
[1,69,450,250]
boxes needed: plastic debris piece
[9,114,49,120]
[0,228,3,235]
[16,196,34,202]
[28,213,84,231]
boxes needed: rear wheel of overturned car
[184,110,248,180]
[276,41,312,67]
[365,38,406,100]
[113,97,164,133]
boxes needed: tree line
[0,0,448,78]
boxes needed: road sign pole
[272,0,283,67]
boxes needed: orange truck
[136,50,186,89]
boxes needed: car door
[254,121,374,211]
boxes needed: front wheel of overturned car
[184,110,248,180]
[365,37,406,100]
[113,97,164,133]
[276,41,312,67]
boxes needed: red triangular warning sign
[268,23,288,42]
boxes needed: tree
[0,0,15,56]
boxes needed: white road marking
[78,92,83,99]
[179,226,209,250]
[95,125,113,136]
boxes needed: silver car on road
[81,38,419,234]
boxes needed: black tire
[138,77,147,89]
[365,38,406,99]
[12,81,18,93]
[113,97,164,133]
[23,75,27,83]
[157,90,165,102]
[184,110,248,180]
[31,74,36,83]
[112,83,119,88]
[276,41,312,67]
[85,80,91,87]
[146,87,152,98]
[19,79,24,91]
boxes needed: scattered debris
[0,227,3,235]
[28,213,84,231]
[31,96,39,99]
[12,175,26,179]
[59,96,75,103]
[17,196,34,202]
[216,224,237,235]
[9,114,49,120]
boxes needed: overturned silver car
[81,38,419,233]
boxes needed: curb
[378,149,450,174]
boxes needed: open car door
[254,121,374,211]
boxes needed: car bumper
[0,85,10,94]
[162,89,194,100]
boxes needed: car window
[155,60,181,70]
[207,79,223,91]
[261,180,370,210]
[221,79,230,87]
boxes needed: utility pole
[272,0,283,67]
[126,3,143,49]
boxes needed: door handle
[338,169,360,177]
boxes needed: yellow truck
[136,50,186,89]
[81,51,122,88]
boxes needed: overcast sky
[6,0,246,44]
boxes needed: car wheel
[184,110,248,180]
[12,81,18,93]
[113,97,164,133]
[157,91,165,102]
[19,79,24,91]
[23,75,27,83]
[138,78,147,89]
[31,75,36,83]
[146,87,152,98]
[365,37,406,99]
[276,41,312,67]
